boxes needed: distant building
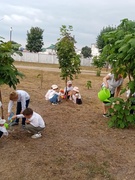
[91,43,100,57]
[41,44,56,54]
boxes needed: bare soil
[0,63,135,180]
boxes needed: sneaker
[27,130,31,133]
[52,103,57,105]
[31,133,42,139]
[10,121,19,126]
[21,125,26,129]
[103,114,111,118]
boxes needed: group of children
[0,80,82,139]
[0,90,45,139]
[45,80,82,105]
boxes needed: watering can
[4,123,9,129]
[98,87,111,102]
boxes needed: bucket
[98,87,110,102]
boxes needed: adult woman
[102,73,123,117]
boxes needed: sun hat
[67,80,72,85]
[0,118,6,125]
[51,84,58,90]
[73,86,79,92]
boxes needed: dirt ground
[0,63,135,180]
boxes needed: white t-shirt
[17,112,45,128]
[48,90,61,99]
[0,126,8,136]
[70,93,81,104]
[102,73,123,94]
[64,86,73,93]
[45,89,53,100]
[8,90,30,113]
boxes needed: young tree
[26,27,44,52]
[99,18,135,128]
[56,25,81,98]
[81,46,92,58]
[0,38,24,118]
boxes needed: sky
[0,0,135,49]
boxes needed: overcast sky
[0,0,135,49]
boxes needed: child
[70,86,82,104]
[45,86,53,100]
[12,108,45,139]
[48,84,62,105]
[64,80,73,99]
[8,90,30,127]
[0,118,8,138]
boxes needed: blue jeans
[16,99,30,125]
[49,94,58,104]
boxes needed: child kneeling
[12,108,45,139]
[0,118,8,138]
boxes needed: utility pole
[10,27,12,42]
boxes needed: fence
[12,52,93,66]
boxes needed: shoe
[31,132,42,139]
[10,121,19,126]
[22,125,26,129]
[27,130,31,133]
[52,103,57,105]
[103,114,111,118]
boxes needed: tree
[96,26,116,52]
[81,46,92,58]
[0,38,24,118]
[93,26,116,71]
[56,25,81,98]
[26,27,44,52]
[98,18,135,128]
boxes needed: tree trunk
[0,89,4,119]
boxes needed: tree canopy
[81,46,92,58]
[26,27,44,52]
[0,39,24,88]
[98,18,135,128]
[0,38,24,117]
[96,26,116,52]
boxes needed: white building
[91,43,100,57]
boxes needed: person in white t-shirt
[8,90,30,127]
[102,73,123,118]
[69,86,82,104]
[45,86,53,101]
[12,108,45,139]
[0,118,8,138]
[64,80,73,99]
[48,84,62,105]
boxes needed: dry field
[0,62,135,180]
